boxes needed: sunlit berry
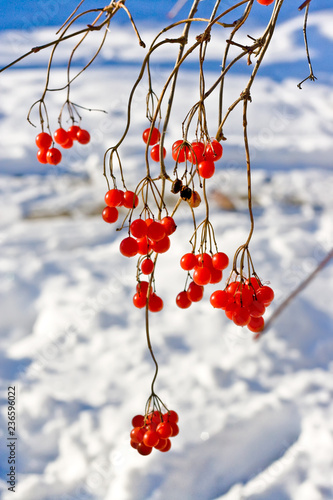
[46,148,62,165]
[35,132,52,149]
[102,206,118,223]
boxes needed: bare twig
[297,3,317,89]
[256,248,333,338]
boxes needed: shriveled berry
[171,178,183,194]
[180,186,192,200]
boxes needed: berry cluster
[176,251,229,309]
[210,277,274,333]
[142,127,167,162]
[172,138,223,179]
[35,125,90,166]
[130,410,179,456]
[102,188,139,225]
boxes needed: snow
[0,6,333,500]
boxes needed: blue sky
[0,0,332,31]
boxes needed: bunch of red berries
[142,127,167,163]
[176,251,229,309]
[210,277,274,333]
[130,410,179,456]
[172,137,223,179]
[121,215,176,259]
[35,125,90,166]
[102,188,139,225]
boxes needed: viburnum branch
[297,3,317,89]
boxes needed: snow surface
[0,7,333,500]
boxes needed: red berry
[247,316,265,332]
[123,191,139,209]
[37,149,48,164]
[234,287,254,307]
[130,440,139,449]
[46,148,62,165]
[35,132,52,149]
[142,127,160,146]
[105,189,124,207]
[187,141,205,164]
[61,137,73,149]
[187,282,204,302]
[119,237,138,257]
[196,253,213,268]
[226,281,241,296]
[169,422,179,437]
[133,292,147,308]
[225,301,239,320]
[150,235,170,254]
[204,140,223,161]
[137,442,153,455]
[141,258,154,275]
[147,221,166,242]
[150,144,166,162]
[159,439,171,452]
[256,285,274,305]
[143,430,159,448]
[212,252,229,270]
[132,415,145,427]
[246,276,261,291]
[248,300,266,318]
[232,305,251,326]
[102,206,118,223]
[210,290,229,309]
[160,216,176,236]
[137,237,151,255]
[77,129,90,144]
[163,410,179,423]
[67,125,80,140]
[176,291,192,309]
[209,268,223,284]
[156,422,173,439]
[193,266,211,286]
[148,293,163,312]
[130,427,145,443]
[257,0,274,5]
[54,128,69,145]
[130,219,147,238]
[136,281,151,296]
[172,140,189,163]
[154,438,168,451]
[180,253,197,271]
[198,160,215,179]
